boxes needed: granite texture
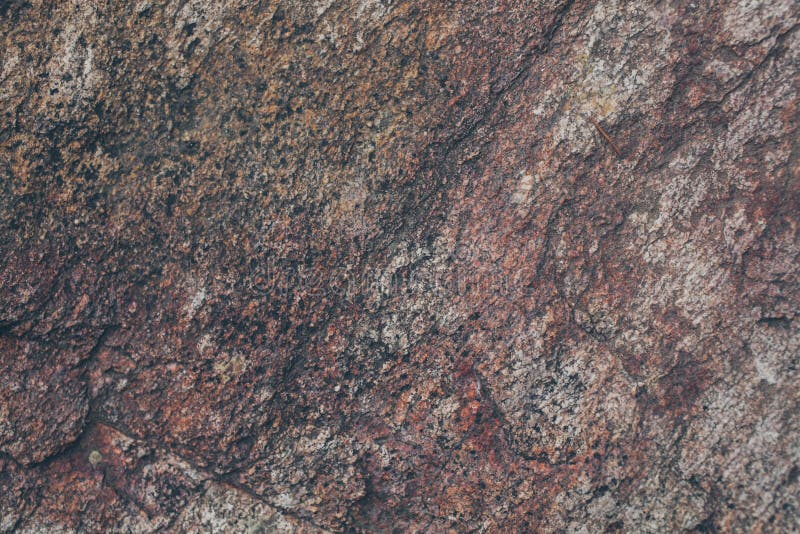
[1,0,799,532]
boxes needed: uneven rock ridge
[1,0,798,531]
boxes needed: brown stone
[1,0,798,531]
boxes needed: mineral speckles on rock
[0,338,91,467]
[1,0,799,531]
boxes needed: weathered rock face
[1,0,798,531]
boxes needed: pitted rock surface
[1,0,799,532]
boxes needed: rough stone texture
[1,0,798,532]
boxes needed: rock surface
[1,0,799,531]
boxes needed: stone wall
[1,0,798,531]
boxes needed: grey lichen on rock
[87,450,102,467]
